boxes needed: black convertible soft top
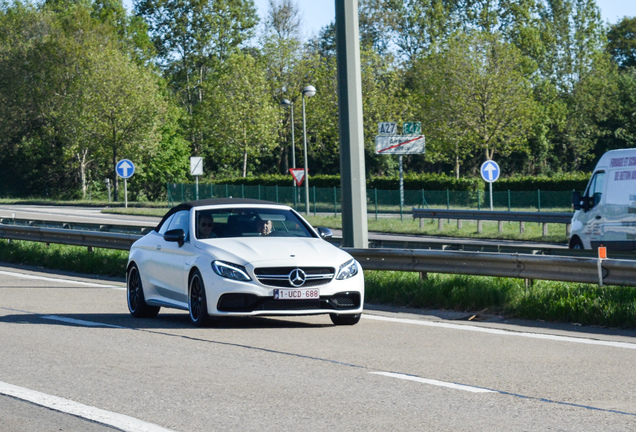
[155,198,281,231]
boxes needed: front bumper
[217,291,362,314]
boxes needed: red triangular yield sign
[289,168,306,186]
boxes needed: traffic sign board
[378,122,397,135]
[116,159,135,179]
[480,160,500,183]
[375,135,425,155]
[190,157,203,176]
[289,168,306,186]
[403,122,421,135]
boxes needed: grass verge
[1,239,635,328]
[365,271,636,328]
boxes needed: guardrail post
[498,221,503,233]
[477,220,483,233]
[374,188,378,220]
[566,223,571,237]
[438,218,443,231]
[457,219,462,229]
[542,223,548,237]
[520,221,525,234]
[313,186,317,216]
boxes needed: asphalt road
[1,265,635,431]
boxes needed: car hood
[195,237,352,267]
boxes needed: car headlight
[336,259,359,280]
[212,261,251,281]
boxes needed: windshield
[194,207,315,239]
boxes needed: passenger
[257,219,273,236]
[198,214,216,239]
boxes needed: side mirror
[164,228,185,247]
[317,227,333,239]
[572,191,582,211]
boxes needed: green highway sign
[403,122,421,135]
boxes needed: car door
[581,171,605,248]
[151,209,195,305]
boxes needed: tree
[136,0,259,153]
[198,52,278,177]
[260,0,307,173]
[607,17,636,69]
[411,32,537,177]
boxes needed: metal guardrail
[412,208,573,236]
[0,224,140,251]
[0,223,634,287]
[348,248,635,287]
[0,217,153,235]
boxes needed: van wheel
[569,238,584,250]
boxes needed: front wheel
[569,237,584,250]
[127,264,160,318]
[330,313,361,326]
[189,270,209,327]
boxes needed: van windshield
[585,171,605,208]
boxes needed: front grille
[254,266,335,288]
[217,292,361,313]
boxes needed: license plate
[273,288,320,300]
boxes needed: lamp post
[280,99,296,169]
[301,85,316,215]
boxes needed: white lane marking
[0,380,178,432]
[0,270,125,290]
[371,372,495,393]
[42,315,125,329]
[363,314,636,350]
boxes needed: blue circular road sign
[480,160,500,183]
[116,159,135,179]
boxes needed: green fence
[167,183,574,215]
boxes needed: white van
[570,148,636,251]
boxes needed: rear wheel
[189,270,209,327]
[127,264,160,318]
[330,313,361,326]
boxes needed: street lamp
[280,99,295,169]
[301,85,316,215]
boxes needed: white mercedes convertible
[126,199,364,326]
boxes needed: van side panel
[594,159,636,250]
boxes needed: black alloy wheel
[189,270,209,327]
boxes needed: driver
[198,214,216,238]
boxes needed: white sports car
[126,199,364,326]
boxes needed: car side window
[157,214,174,235]
[167,210,191,240]
[585,171,605,208]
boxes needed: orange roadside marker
[598,246,607,260]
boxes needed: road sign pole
[489,182,493,211]
[196,176,199,200]
[399,155,404,208]
[124,178,128,208]
[336,0,368,248]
